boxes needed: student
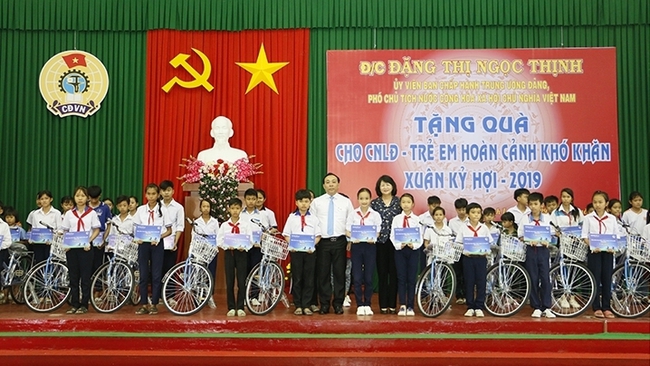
[256,189,278,228]
[621,191,647,235]
[284,189,321,315]
[26,190,62,265]
[346,188,381,316]
[87,186,112,276]
[3,207,27,241]
[422,207,453,266]
[455,202,493,317]
[607,199,623,219]
[517,192,555,318]
[160,180,185,278]
[132,183,172,315]
[390,193,422,316]
[551,188,584,228]
[109,196,134,238]
[61,186,101,314]
[241,188,271,274]
[499,212,518,236]
[194,199,219,309]
[418,195,446,275]
[507,188,531,223]
[482,207,500,238]
[103,198,115,215]
[581,190,619,319]
[218,198,252,317]
[128,196,139,216]
[543,195,559,215]
[448,198,469,305]
[0,216,12,304]
[584,203,594,215]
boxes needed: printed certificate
[134,225,162,243]
[589,233,618,252]
[463,236,491,255]
[289,234,316,252]
[29,228,53,244]
[523,225,552,246]
[350,225,378,242]
[63,231,91,248]
[223,233,252,251]
[393,227,420,246]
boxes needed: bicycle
[549,223,596,317]
[484,232,531,317]
[415,224,462,317]
[162,218,218,316]
[22,226,70,312]
[1,241,33,304]
[245,219,289,315]
[610,222,650,318]
[90,227,138,313]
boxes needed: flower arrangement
[179,156,262,222]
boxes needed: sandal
[66,307,78,314]
[75,306,88,314]
[294,308,303,315]
[135,306,150,315]
[603,310,615,319]
[594,310,604,318]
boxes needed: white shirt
[162,199,185,250]
[27,207,62,231]
[345,207,382,234]
[283,211,322,238]
[311,193,354,238]
[517,213,552,246]
[241,208,270,243]
[0,218,12,250]
[61,207,101,233]
[418,211,448,228]
[260,207,278,228]
[455,222,495,245]
[132,203,172,235]
[550,205,584,228]
[642,223,650,241]
[110,214,135,236]
[193,216,220,239]
[621,209,648,236]
[217,219,253,249]
[448,216,469,236]
[507,205,531,224]
[581,212,620,238]
[390,212,424,250]
[423,223,453,246]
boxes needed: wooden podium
[182,182,253,292]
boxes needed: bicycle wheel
[22,261,70,313]
[245,261,285,315]
[485,262,530,317]
[131,268,141,305]
[163,262,214,316]
[9,254,33,304]
[549,262,595,317]
[90,261,134,313]
[416,262,456,318]
[610,263,650,318]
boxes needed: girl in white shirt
[194,199,220,309]
[423,207,454,265]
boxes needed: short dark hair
[160,180,174,190]
[37,190,53,199]
[60,196,73,205]
[427,195,441,205]
[322,172,340,184]
[400,193,414,204]
[3,206,19,222]
[528,192,544,204]
[543,195,558,206]
[432,206,445,216]
[228,197,243,207]
[295,189,311,201]
[374,175,397,197]
[87,185,102,199]
[466,202,482,213]
[513,188,530,200]
[500,212,515,222]
[115,195,129,205]
[244,188,258,198]
[454,198,468,209]
[483,207,496,216]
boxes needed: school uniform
[61,207,100,309]
[283,211,321,309]
[391,213,423,310]
[418,212,448,274]
[346,207,381,307]
[621,209,648,236]
[132,203,172,306]
[448,216,469,300]
[26,207,62,264]
[423,224,453,265]
[0,219,12,269]
[507,206,531,225]
[311,193,354,312]
[581,212,620,312]
[260,207,278,228]
[241,208,270,273]
[550,205,584,228]
[642,224,650,242]
[161,199,185,276]
[90,202,112,276]
[218,218,252,311]
[517,213,553,312]
[370,196,401,311]
[194,216,220,277]
[456,223,494,311]
[106,214,134,258]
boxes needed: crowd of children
[1,177,648,319]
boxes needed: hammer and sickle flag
[162,48,214,93]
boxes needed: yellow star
[236,44,289,94]
[72,57,79,63]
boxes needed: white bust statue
[197,116,248,163]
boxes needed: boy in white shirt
[160,180,185,277]
[448,198,469,305]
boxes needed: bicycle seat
[10,242,28,253]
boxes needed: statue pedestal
[182,182,253,292]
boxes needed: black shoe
[334,306,344,315]
[389,308,397,314]
[319,307,330,314]
[380,308,389,314]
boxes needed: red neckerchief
[467,224,480,237]
[403,215,411,228]
[229,222,240,234]
[357,210,370,225]
[72,207,93,231]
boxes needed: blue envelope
[393,227,420,245]
[523,225,552,245]
[463,236,491,255]
[63,231,91,248]
[289,233,316,252]
[223,233,252,251]
[134,224,162,243]
[589,233,618,252]
[563,226,582,237]
[29,228,53,244]
[350,225,377,242]
[10,228,21,242]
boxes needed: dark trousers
[394,247,418,309]
[291,251,316,308]
[66,248,93,308]
[138,241,164,305]
[248,246,262,272]
[208,253,217,278]
[525,246,552,311]
[224,249,248,310]
[376,239,397,309]
[0,249,8,269]
[463,255,487,310]
[310,249,320,307]
[351,242,376,307]
[454,256,466,299]
[588,251,614,311]
[32,244,50,265]
[163,250,177,277]
[317,236,346,309]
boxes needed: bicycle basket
[114,236,139,265]
[260,233,289,260]
[50,233,67,262]
[500,235,527,262]
[189,235,219,265]
[627,235,650,263]
[432,240,463,263]
[559,234,588,262]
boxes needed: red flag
[62,53,87,68]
